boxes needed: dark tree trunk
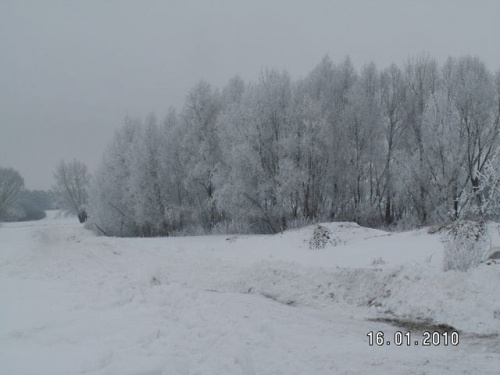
[78,210,88,223]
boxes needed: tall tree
[88,120,139,236]
[380,64,406,224]
[179,81,222,229]
[0,167,24,217]
[403,55,438,224]
[54,159,90,223]
[343,62,383,224]
[445,56,500,218]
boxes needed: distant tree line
[10,190,55,221]
[87,55,500,237]
[0,161,92,223]
[0,166,55,221]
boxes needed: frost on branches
[86,55,500,237]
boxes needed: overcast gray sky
[1,0,499,190]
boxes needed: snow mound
[282,221,389,250]
[232,260,500,335]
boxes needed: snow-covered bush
[371,257,386,266]
[456,148,500,222]
[443,221,489,272]
[309,225,332,249]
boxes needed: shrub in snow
[443,221,489,272]
[309,225,332,249]
[371,257,386,266]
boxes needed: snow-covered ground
[1,212,499,374]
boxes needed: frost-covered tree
[421,83,464,223]
[128,114,172,236]
[160,108,189,231]
[379,64,406,224]
[302,56,360,222]
[446,56,499,217]
[403,55,438,225]
[86,54,500,237]
[54,159,90,223]
[0,167,24,217]
[462,148,500,220]
[178,81,222,230]
[88,120,139,235]
[343,62,383,224]
[216,70,295,232]
[287,83,330,222]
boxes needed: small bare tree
[443,221,489,271]
[0,167,24,216]
[53,159,90,223]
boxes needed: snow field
[1,213,500,374]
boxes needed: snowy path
[1,216,499,374]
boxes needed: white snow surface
[1,211,500,374]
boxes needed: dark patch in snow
[260,291,297,306]
[150,276,161,286]
[309,225,333,249]
[369,317,459,333]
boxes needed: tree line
[86,55,500,237]
[0,167,55,221]
[0,160,89,222]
